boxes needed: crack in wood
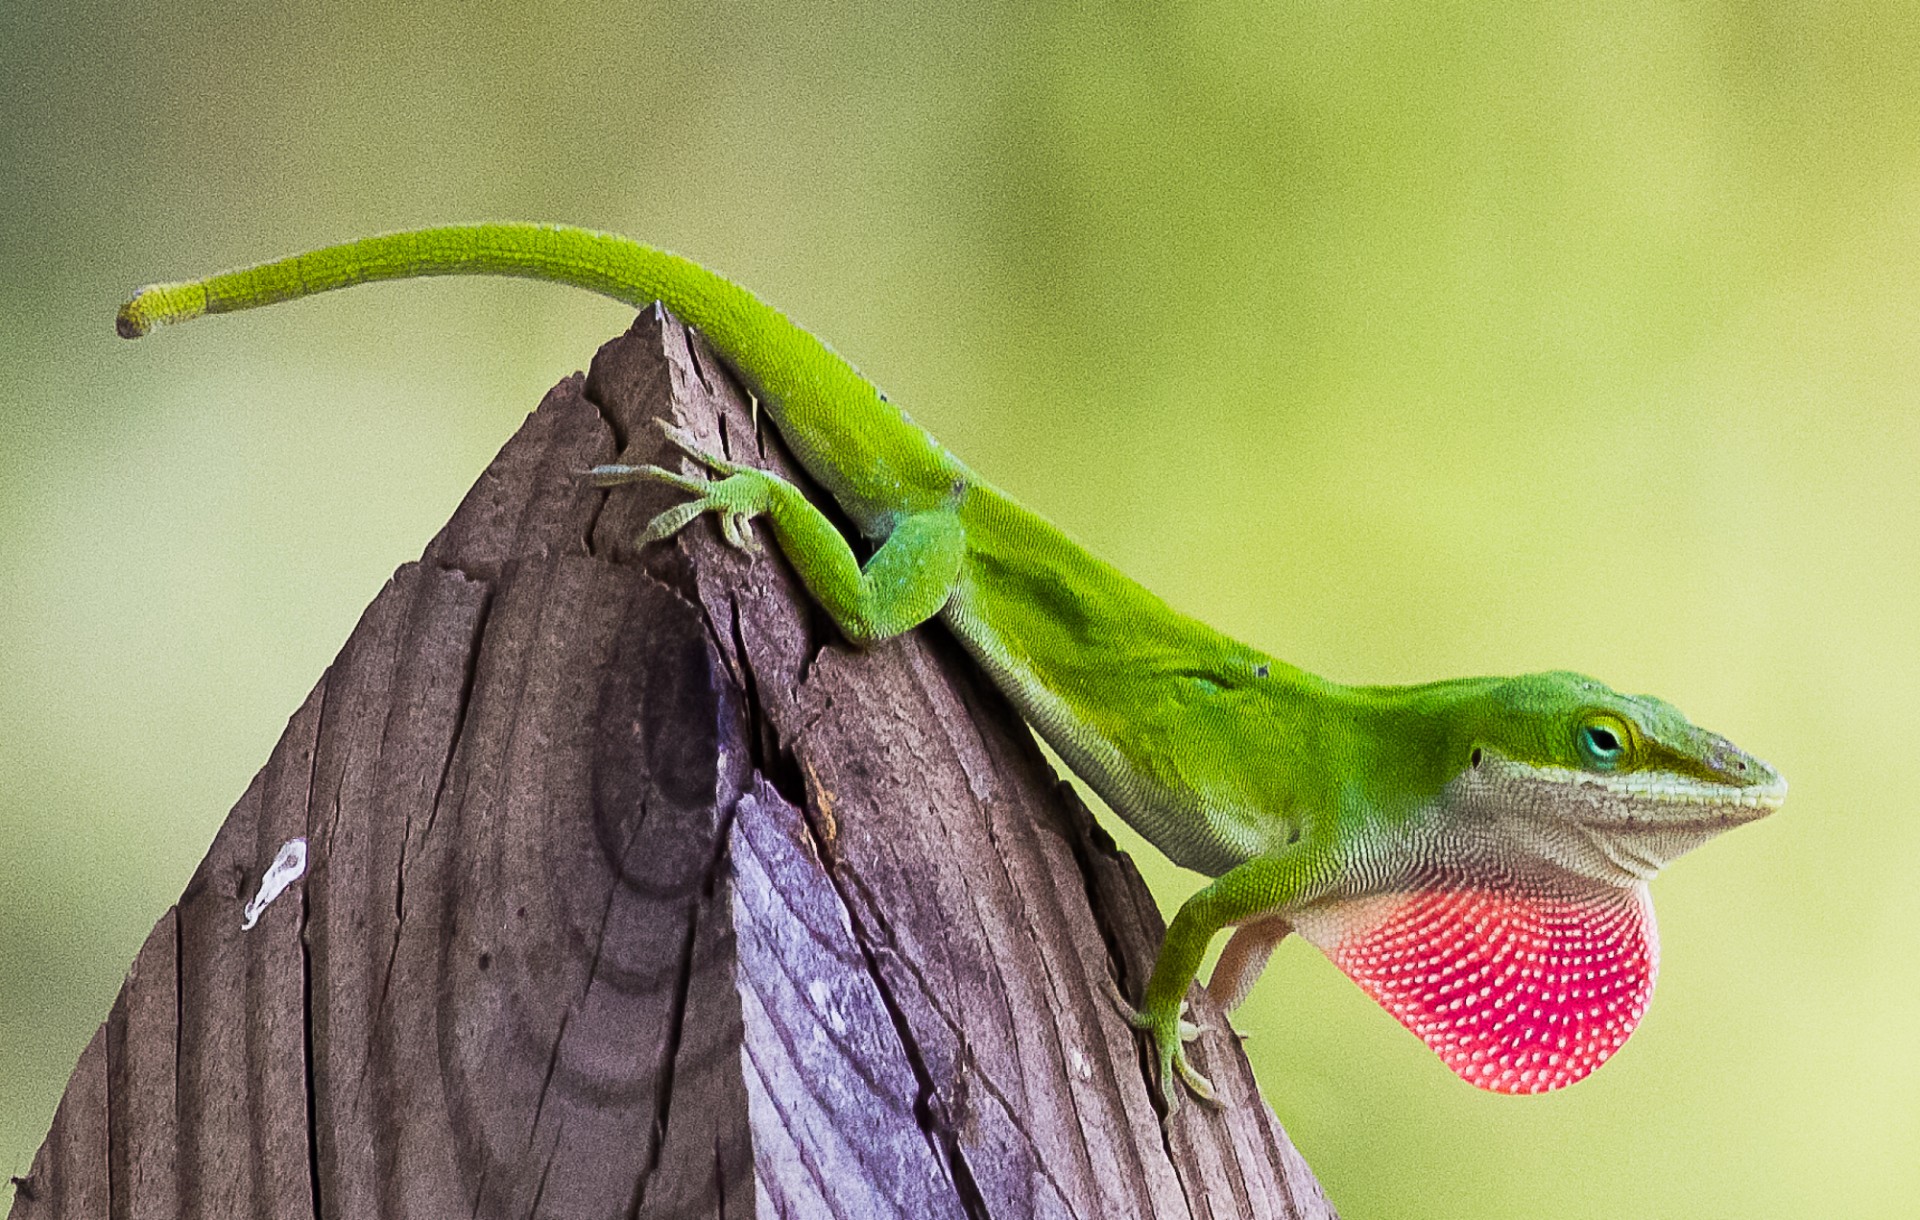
[425,580,495,835]
[626,902,704,1220]
[300,890,323,1220]
[827,854,1083,1213]
[783,772,989,1219]
[528,1126,561,1220]
[681,326,715,398]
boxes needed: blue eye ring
[1577,715,1631,770]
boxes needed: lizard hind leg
[1207,915,1293,1018]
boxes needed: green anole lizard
[117,222,1785,1112]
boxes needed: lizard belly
[939,591,1274,877]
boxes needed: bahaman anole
[117,222,1785,1112]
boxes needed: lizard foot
[589,421,773,552]
[1103,977,1219,1116]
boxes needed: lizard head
[1445,670,1786,885]
[1289,672,1785,1094]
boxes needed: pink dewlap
[1295,880,1658,1093]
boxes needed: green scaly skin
[118,223,1786,1114]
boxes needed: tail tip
[115,296,152,339]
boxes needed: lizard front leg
[1115,839,1333,1115]
[594,422,967,645]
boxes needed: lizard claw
[1174,1053,1219,1107]
[1104,977,1220,1116]
[718,510,762,553]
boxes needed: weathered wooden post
[9,308,1336,1219]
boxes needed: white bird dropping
[241,837,308,930]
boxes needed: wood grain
[8,307,1337,1219]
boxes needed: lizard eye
[1577,717,1630,770]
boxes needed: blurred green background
[3,1,1916,1215]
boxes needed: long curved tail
[118,222,962,529]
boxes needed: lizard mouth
[1572,771,1788,815]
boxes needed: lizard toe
[1174,1048,1220,1108]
